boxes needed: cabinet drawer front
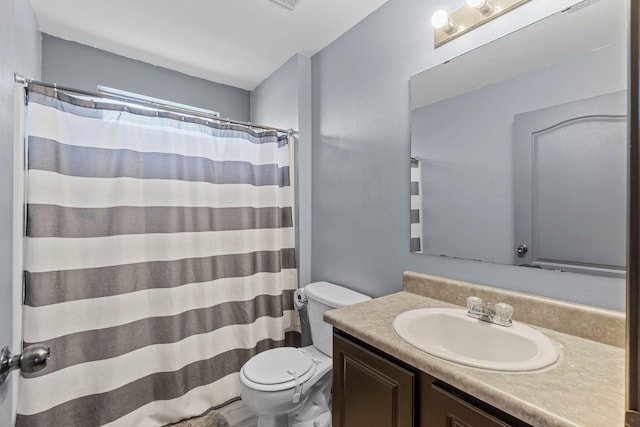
[430,384,513,427]
[333,333,415,427]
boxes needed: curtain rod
[14,73,295,136]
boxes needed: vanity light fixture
[432,0,530,48]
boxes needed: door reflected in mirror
[409,0,627,278]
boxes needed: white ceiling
[28,0,388,91]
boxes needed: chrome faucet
[466,296,513,327]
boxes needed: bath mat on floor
[166,409,230,427]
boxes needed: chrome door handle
[516,244,528,257]
[0,344,50,385]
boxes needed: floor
[219,400,257,427]
[170,400,257,427]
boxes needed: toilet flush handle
[287,369,303,403]
[293,289,307,310]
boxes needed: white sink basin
[393,308,559,371]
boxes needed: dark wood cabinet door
[333,333,415,427]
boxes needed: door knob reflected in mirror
[516,245,529,257]
[0,344,50,385]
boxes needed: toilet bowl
[239,281,370,427]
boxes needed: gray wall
[251,54,313,288]
[42,34,250,121]
[0,0,41,423]
[310,0,625,311]
[251,54,313,344]
[252,55,300,130]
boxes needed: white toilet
[239,281,370,427]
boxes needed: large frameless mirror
[409,0,627,278]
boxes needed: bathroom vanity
[325,272,625,427]
[333,332,528,426]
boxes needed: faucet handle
[466,296,483,312]
[494,303,514,323]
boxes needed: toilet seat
[241,347,317,392]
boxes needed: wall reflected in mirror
[409,0,627,278]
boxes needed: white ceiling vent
[270,0,302,10]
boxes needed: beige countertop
[324,283,625,427]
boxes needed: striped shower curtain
[410,158,422,253]
[17,85,299,426]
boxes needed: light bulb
[466,0,486,7]
[431,10,457,33]
[467,0,494,14]
[431,10,449,29]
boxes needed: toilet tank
[303,281,370,356]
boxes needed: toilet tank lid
[304,281,371,308]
